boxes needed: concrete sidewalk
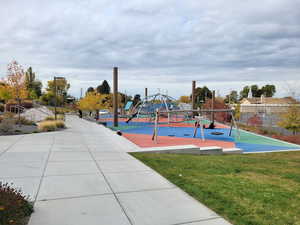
[0,116,232,225]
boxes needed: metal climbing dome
[133,93,179,118]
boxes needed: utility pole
[211,90,215,123]
[192,81,196,117]
[54,77,57,120]
[113,67,118,127]
[145,88,148,101]
[54,76,65,120]
[192,81,196,110]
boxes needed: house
[239,96,298,114]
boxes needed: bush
[45,116,55,121]
[38,121,57,132]
[45,114,65,121]
[0,104,4,112]
[2,112,15,120]
[0,182,33,225]
[17,117,35,126]
[0,118,15,133]
[54,120,66,129]
[271,134,300,145]
[38,120,66,132]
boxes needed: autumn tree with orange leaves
[1,61,28,123]
[3,61,28,101]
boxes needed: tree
[3,61,28,124]
[86,87,94,95]
[41,78,70,106]
[261,84,276,97]
[194,86,212,106]
[250,85,263,97]
[234,103,241,121]
[25,67,42,99]
[96,80,110,94]
[240,86,250,99]
[202,97,231,123]
[0,82,12,102]
[278,105,300,135]
[225,91,238,103]
[77,91,111,119]
[179,96,191,103]
[133,94,141,106]
[4,61,28,101]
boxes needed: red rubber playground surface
[99,116,300,153]
[123,133,235,148]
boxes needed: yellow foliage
[38,120,66,131]
[1,61,28,101]
[179,96,191,103]
[278,105,300,134]
[77,91,110,111]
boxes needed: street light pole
[54,77,57,120]
[54,76,65,120]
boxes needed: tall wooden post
[54,77,57,120]
[113,67,118,127]
[211,90,215,123]
[145,88,148,101]
[192,81,196,109]
[192,81,196,116]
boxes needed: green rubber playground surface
[236,130,299,148]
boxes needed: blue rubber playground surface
[102,119,300,153]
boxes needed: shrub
[271,134,300,145]
[57,114,65,121]
[45,116,55,121]
[17,117,35,126]
[54,120,66,129]
[0,103,4,112]
[38,121,57,132]
[38,120,66,132]
[0,118,15,133]
[2,112,15,120]
[0,182,33,225]
[45,114,64,121]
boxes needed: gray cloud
[0,0,299,98]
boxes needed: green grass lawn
[131,151,300,225]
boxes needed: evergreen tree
[25,67,42,98]
[240,86,250,99]
[261,84,276,97]
[192,86,212,106]
[86,87,95,95]
[96,80,110,94]
[225,90,238,103]
[133,94,141,105]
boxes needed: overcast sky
[0,0,299,98]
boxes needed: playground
[98,91,300,153]
[100,117,300,153]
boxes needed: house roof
[241,97,298,105]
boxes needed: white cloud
[0,0,299,98]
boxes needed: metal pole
[54,77,57,120]
[113,67,118,127]
[211,90,215,123]
[155,108,159,143]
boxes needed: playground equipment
[127,92,179,123]
[152,108,240,144]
